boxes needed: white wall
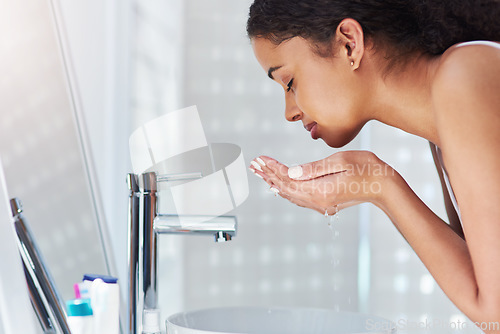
[130,0,187,322]
[54,0,133,300]
[55,0,187,328]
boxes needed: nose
[284,93,302,122]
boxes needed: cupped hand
[249,151,394,215]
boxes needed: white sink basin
[166,306,396,334]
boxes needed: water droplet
[325,209,351,315]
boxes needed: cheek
[297,82,354,124]
[294,78,331,113]
[297,80,364,147]
[321,97,365,148]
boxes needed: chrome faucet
[10,198,71,334]
[127,172,237,334]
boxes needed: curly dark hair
[247,0,500,63]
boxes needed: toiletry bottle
[142,308,161,334]
[83,274,120,334]
[66,299,93,334]
[74,281,91,299]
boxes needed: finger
[271,177,324,208]
[249,166,275,187]
[324,200,364,216]
[259,159,315,200]
[259,163,331,205]
[276,182,360,215]
[288,156,347,181]
[255,162,293,192]
[261,170,287,194]
[277,188,321,211]
[254,156,351,209]
[255,156,290,180]
[337,200,363,210]
[280,188,344,216]
[252,157,293,190]
[250,157,286,190]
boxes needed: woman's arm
[377,170,498,325]
[429,141,464,239]
[252,148,500,329]
[253,150,499,325]
[428,43,500,324]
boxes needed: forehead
[251,37,314,72]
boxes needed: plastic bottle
[83,274,120,334]
[66,299,93,334]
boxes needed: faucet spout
[154,214,237,237]
[215,231,232,242]
[127,172,238,334]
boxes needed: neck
[368,53,441,146]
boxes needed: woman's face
[252,37,371,148]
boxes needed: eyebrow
[267,66,282,80]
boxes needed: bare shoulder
[432,41,500,121]
[434,41,500,87]
[429,43,500,256]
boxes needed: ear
[336,18,365,70]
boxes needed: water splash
[326,206,343,311]
[326,205,340,227]
[326,205,340,236]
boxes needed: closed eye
[286,78,294,92]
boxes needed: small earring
[350,61,354,66]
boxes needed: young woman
[246,0,500,330]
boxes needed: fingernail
[256,157,266,167]
[251,161,263,172]
[288,165,303,179]
[249,167,263,178]
[270,187,280,195]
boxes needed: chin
[323,137,353,148]
[322,127,363,148]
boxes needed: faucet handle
[156,172,202,182]
[127,173,140,193]
[142,172,157,192]
[10,198,23,216]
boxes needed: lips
[310,124,319,139]
[304,122,316,131]
[305,122,319,140]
